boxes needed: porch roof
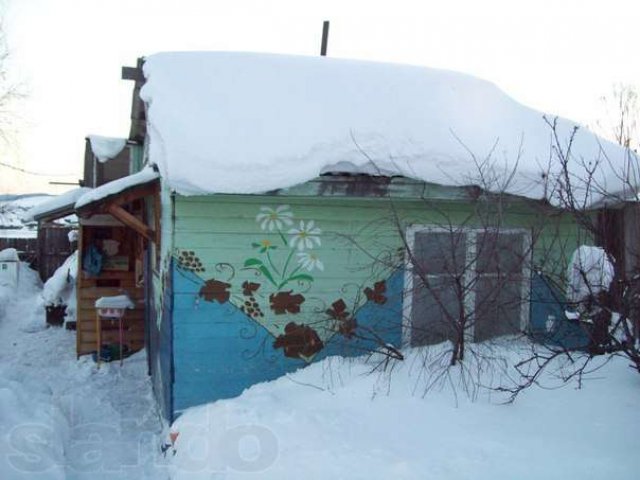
[75,167,160,244]
[26,187,91,223]
[75,167,159,212]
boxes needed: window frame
[402,224,532,347]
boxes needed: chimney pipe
[320,21,330,56]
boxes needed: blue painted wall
[529,272,590,349]
[170,265,589,418]
[171,265,405,416]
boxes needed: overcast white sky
[1,0,638,194]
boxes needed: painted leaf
[287,273,314,283]
[273,322,324,359]
[244,258,264,267]
[199,279,231,303]
[326,299,357,338]
[326,299,349,321]
[269,291,305,314]
[364,280,387,304]
[258,265,277,286]
[242,281,261,296]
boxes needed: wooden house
[71,52,634,420]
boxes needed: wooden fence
[0,236,38,265]
[37,224,75,281]
[0,224,75,281]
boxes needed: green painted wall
[173,193,585,295]
[164,185,588,415]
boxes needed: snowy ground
[0,262,168,479]
[169,345,640,479]
[2,259,640,480]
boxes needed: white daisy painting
[297,252,324,272]
[288,220,322,251]
[256,205,294,231]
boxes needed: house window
[404,226,530,346]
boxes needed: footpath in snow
[0,260,168,480]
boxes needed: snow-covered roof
[75,167,159,210]
[88,135,127,163]
[1,195,50,228]
[25,187,91,222]
[140,52,636,205]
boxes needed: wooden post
[96,311,102,367]
[321,21,330,56]
[77,225,84,358]
[106,204,155,242]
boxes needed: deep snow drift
[168,343,640,480]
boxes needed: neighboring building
[69,52,634,421]
[0,195,51,270]
[82,135,140,188]
[26,133,143,281]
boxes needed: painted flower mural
[297,252,324,272]
[256,205,294,231]
[288,220,321,251]
[243,207,321,291]
[175,204,400,363]
[181,205,327,360]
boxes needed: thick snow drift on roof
[25,187,91,222]
[88,135,127,163]
[140,52,636,204]
[75,167,159,209]
[168,344,640,479]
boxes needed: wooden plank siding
[166,191,588,415]
[76,272,145,355]
[76,224,145,356]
